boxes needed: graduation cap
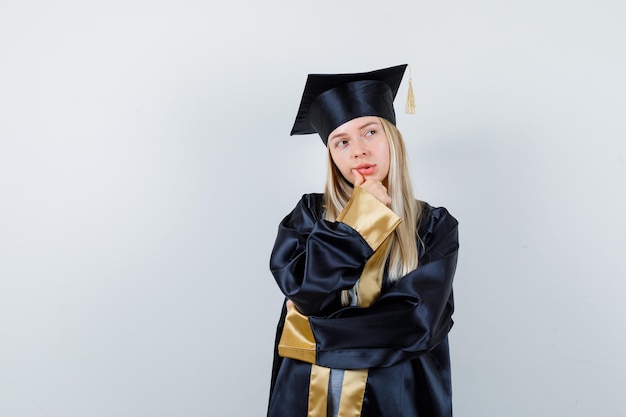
[290,64,412,145]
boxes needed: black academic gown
[267,193,459,417]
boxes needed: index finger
[352,169,365,187]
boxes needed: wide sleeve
[308,206,459,369]
[270,191,400,316]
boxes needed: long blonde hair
[324,118,422,304]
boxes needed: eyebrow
[358,121,379,131]
[329,121,380,142]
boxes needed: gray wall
[1,1,624,416]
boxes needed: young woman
[267,64,459,417]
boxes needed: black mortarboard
[290,64,408,145]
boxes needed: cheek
[331,156,355,182]
[339,161,354,179]
[379,143,391,165]
[330,153,347,173]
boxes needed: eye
[334,139,349,148]
[364,129,376,137]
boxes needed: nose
[353,140,367,158]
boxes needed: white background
[1,1,625,416]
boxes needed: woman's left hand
[352,169,392,207]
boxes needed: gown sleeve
[270,191,399,316]
[270,193,369,316]
[310,204,459,369]
[273,198,459,369]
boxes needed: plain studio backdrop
[1,1,625,416]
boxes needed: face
[327,116,391,185]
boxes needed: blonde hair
[324,118,422,305]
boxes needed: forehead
[329,116,381,137]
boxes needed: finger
[352,169,365,187]
[366,182,392,207]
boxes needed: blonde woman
[268,64,459,417]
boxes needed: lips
[355,164,375,175]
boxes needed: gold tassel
[405,65,415,114]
